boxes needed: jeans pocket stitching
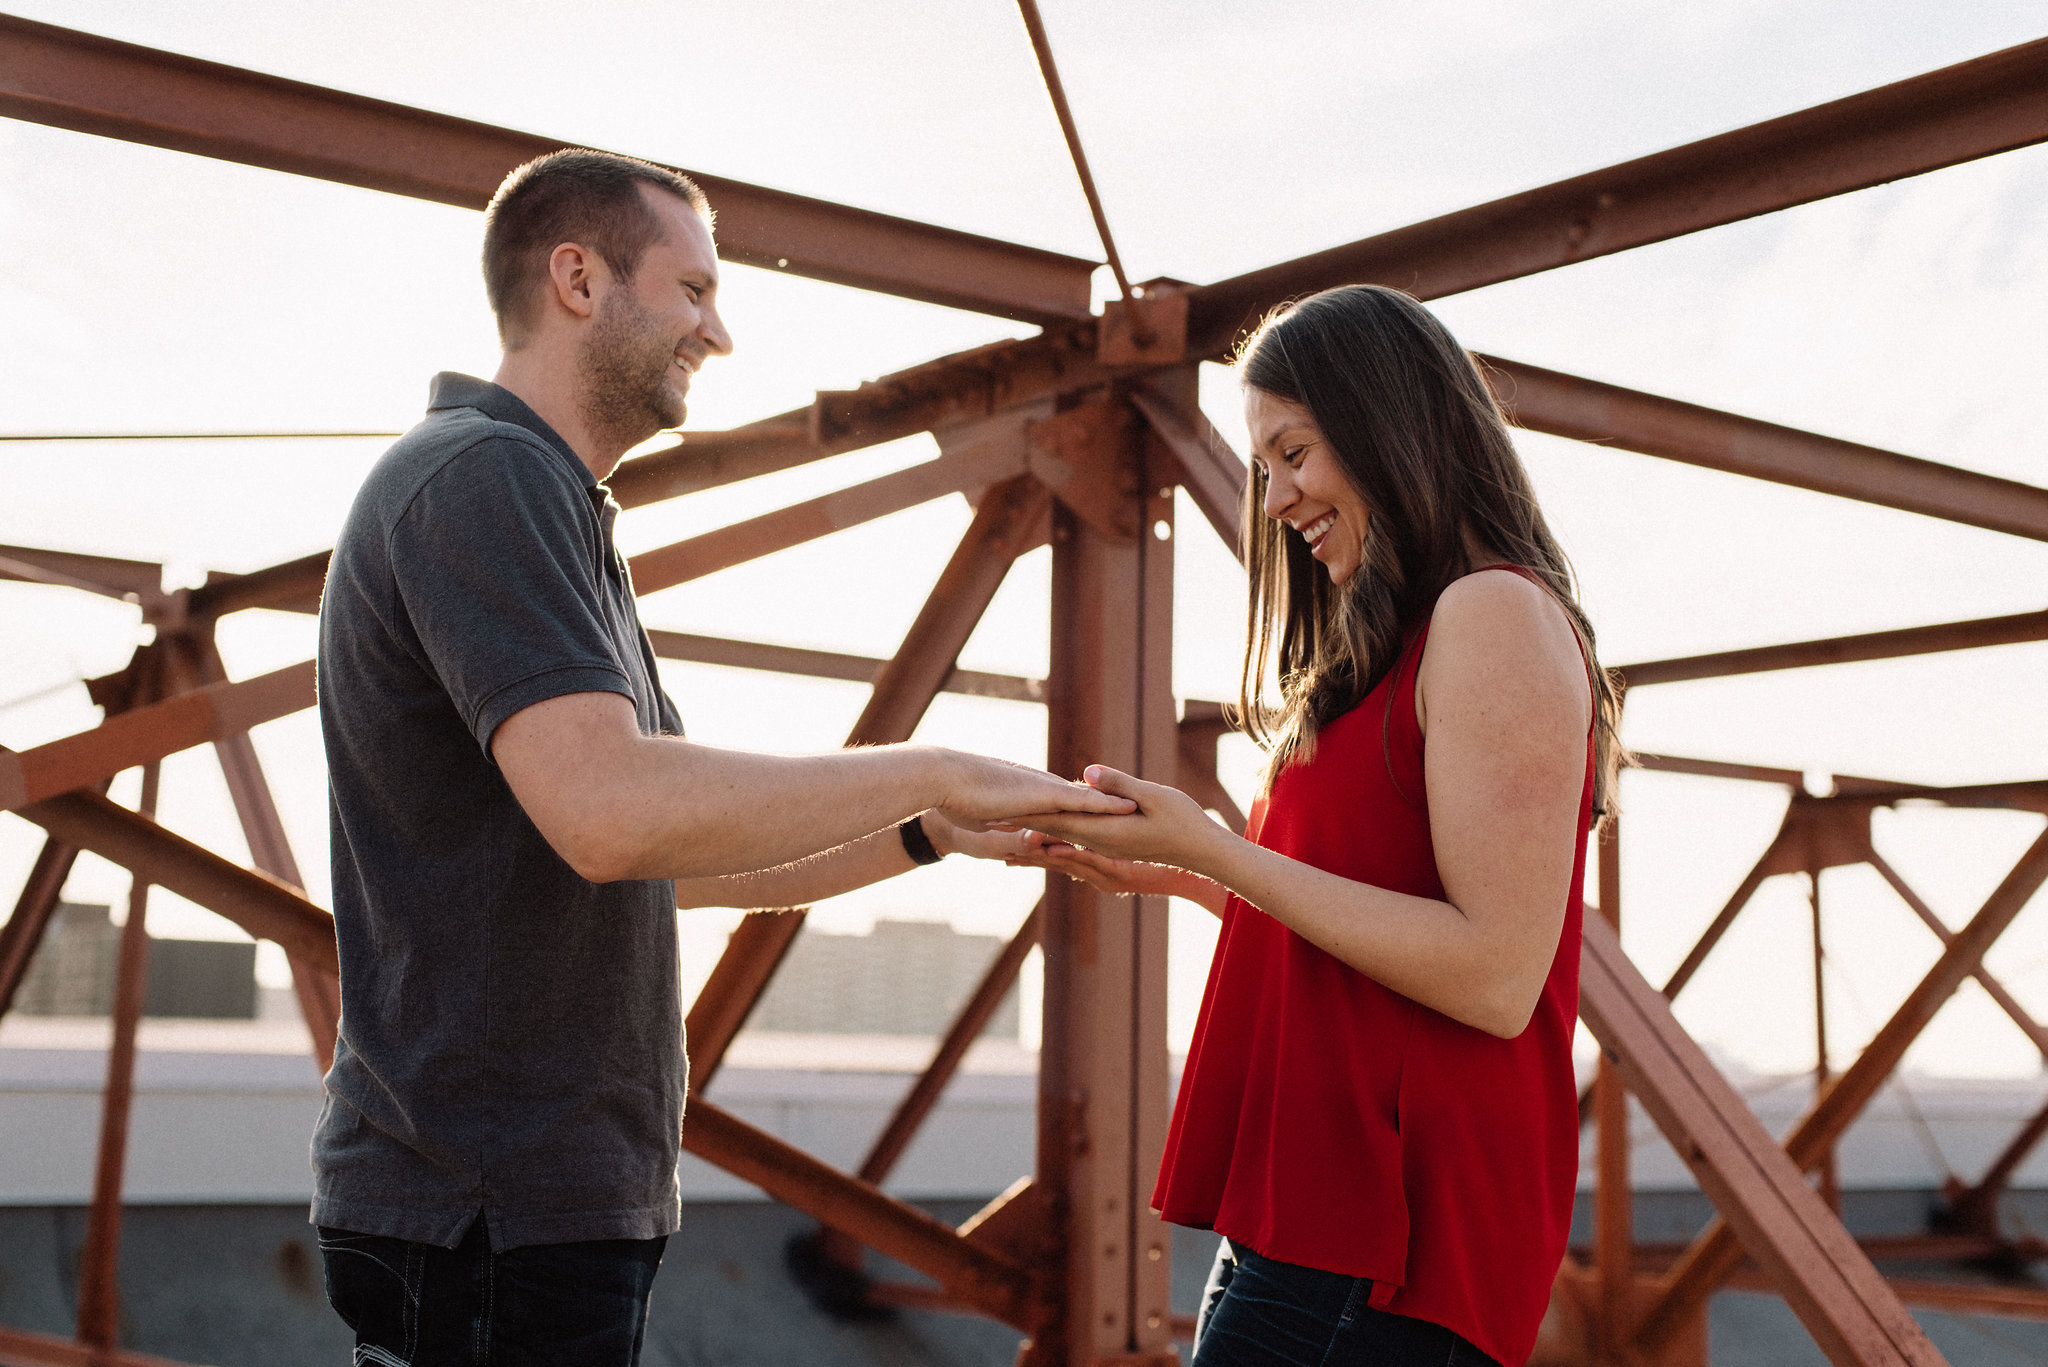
[400,1243,423,1363]
[476,1245,495,1363]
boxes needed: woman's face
[1245,387,1371,587]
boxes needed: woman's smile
[1246,387,1372,586]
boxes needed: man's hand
[1016,764,1225,868]
[932,753,1135,833]
[929,809,1227,913]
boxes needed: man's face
[577,188,732,449]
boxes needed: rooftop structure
[1,9,2046,1367]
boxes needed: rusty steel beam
[1174,704,1249,833]
[1174,731,1248,835]
[1661,852,1779,1004]
[0,15,1098,324]
[679,910,803,1096]
[0,663,167,1020]
[13,788,338,975]
[684,475,1054,1088]
[847,474,1051,743]
[178,638,340,1075]
[1632,752,1806,786]
[1577,913,1942,1367]
[1186,36,2048,353]
[628,437,1034,595]
[807,36,2048,463]
[679,1098,1038,1329]
[1593,822,1634,1354]
[810,324,1109,456]
[1946,1091,2048,1236]
[1814,777,2048,815]
[1618,608,2048,687]
[1036,404,1179,1363]
[1742,1273,2048,1325]
[859,901,1043,1186]
[0,543,161,600]
[1130,376,1247,562]
[0,660,315,814]
[0,839,80,1019]
[0,1325,202,1367]
[1868,850,2048,1063]
[187,551,330,618]
[1641,825,2048,1347]
[178,420,831,620]
[1486,357,2048,542]
[645,628,1043,703]
[75,761,159,1352]
[605,419,822,509]
[0,553,152,606]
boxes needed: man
[312,149,1122,1365]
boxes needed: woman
[1018,285,1622,1367]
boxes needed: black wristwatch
[899,815,944,865]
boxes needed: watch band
[899,815,944,865]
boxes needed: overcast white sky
[2,1,2046,1083]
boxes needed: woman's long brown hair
[1235,285,1625,817]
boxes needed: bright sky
[2,0,2046,1082]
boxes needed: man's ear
[546,242,602,321]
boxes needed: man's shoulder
[351,406,582,536]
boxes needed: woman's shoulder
[1433,564,1565,635]
[1423,567,1589,709]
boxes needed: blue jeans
[318,1216,666,1366]
[1193,1240,1498,1367]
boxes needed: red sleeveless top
[1154,572,1591,1367]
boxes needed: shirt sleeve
[388,436,634,755]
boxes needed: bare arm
[1024,571,1590,1038]
[491,691,1132,884]
[672,825,914,909]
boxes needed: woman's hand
[1019,765,1229,870]
[1002,830,1203,898]
[927,807,1230,913]
[921,810,1040,863]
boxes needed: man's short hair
[483,149,712,346]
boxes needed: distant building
[748,918,1019,1039]
[11,902,257,1019]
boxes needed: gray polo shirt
[313,372,685,1251]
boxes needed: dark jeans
[318,1216,666,1367]
[1193,1240,1499,1367]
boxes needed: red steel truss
[2,14,2046,1366]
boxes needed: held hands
[931,751,1136,834]
[1020,764,1223,868]
[1003,829,1197,900]
[929,765,1232,911]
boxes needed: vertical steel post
[1811,865,1839,1212]
[1033,394,1177,1366]
[74,757,161,1351]
[1593,817,1634,1355]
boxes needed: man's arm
[673,826,906,909]
[492,691,1127,884]
[671,813,1046,909]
